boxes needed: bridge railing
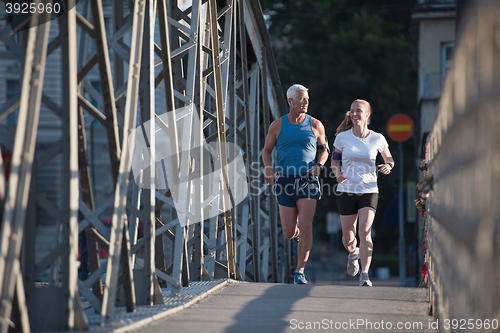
[0,0,290,331]
[422,0,500,328]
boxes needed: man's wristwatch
[316,162,324,170]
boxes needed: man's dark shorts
[274,173,321,207]
[336,191,379,215]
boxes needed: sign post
[386,113,414,287]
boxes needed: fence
[422,0,500,330]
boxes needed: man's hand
[264,166,277,185]
[308,164,322,177]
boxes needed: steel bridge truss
[422,0,500,327]
[0,0,290,331]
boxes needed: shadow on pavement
[224,284,311,333]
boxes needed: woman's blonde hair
[335,99,371,136]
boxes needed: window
[441,43,454,88]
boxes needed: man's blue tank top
[276,114,317,176]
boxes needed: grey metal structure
[0,0,289,331]
[421,0,500,329]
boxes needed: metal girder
[100,0,146,322]
[236,0,259,282]
[208,0,236,280]
[89,0,121,181]
[0,2,56,332]
[58,3,85,329]
[0,0,287,330]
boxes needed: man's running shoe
[359,272,372,287]
[346,247,360,276]
[291,238,299,255]
[294,271,308,284]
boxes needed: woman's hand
[377,164,393,175]
[336,171,347,183]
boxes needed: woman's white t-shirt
[333,129,389,194]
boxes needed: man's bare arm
[262,120,280,184]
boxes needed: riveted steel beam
[0,0,286,329]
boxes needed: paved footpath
[125,281,437,333]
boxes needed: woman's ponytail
[335,111,353,136]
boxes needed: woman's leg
[357,207,376,273]
[340,214,358,256]
[341,214,360,276]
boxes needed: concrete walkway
[126,281,437,333]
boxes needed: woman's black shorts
[336,191,379,216]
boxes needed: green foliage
[261,0,418,135]
[371,253,400,276]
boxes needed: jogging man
[262,84,329,284]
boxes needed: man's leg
[279,205,299,240]
[294,198,317,272]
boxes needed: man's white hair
[286,84,308,99]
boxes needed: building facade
[412,0,456,157]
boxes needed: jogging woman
[331,99,394,286]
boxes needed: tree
[261,0,417,133]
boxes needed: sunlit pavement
[126,281,436,333]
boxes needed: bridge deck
[94,280,436,333]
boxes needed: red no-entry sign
[386,113,414,142]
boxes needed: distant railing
[418,0,456,5]
[421,0,500,330]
